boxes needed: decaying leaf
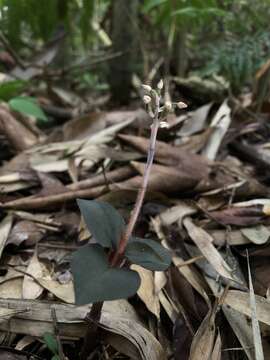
[189,307,216,360]
[183,217,239,282]
[22,251,46,300]
[131,264,160,318]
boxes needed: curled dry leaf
[0,298,165,360]
[209,206,264,226]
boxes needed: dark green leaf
[0,80,27,101]
[125,238,171,271]
[77,199,125,248]
[43,332,58,355]
[72,244,140,305]
[9,97,47,121]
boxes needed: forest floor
[1,56,270,360]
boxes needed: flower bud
[165,101,172,111]
[176,101,188,109]
[143,95,151,104]
[157,79,163,90]
[142,84,152,92]
[160,121,169,128]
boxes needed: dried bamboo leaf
[247,254,264,360]
[131,265,160,318]
[189,308,216,360]
[183,217,240,283]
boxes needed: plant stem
[80,90,160,359]
[80,302,103,360]
[111,92,160,264]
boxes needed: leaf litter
[1,74,270,360]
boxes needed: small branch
[0,31,26,69]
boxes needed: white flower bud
[177,101,188,109]
[157,79,163,90]
[141,84,152,92]
[143,95,151,104]
[165,101,172,111]
[160,121,169,128]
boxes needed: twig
[0,31,26,68]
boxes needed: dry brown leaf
[209,206,264,226]
[0,277,23,298]
[0,298,165,360]
[189,308,216,360]
[207,278,255,360]
[183,217,240,283]
[37,278,75,303]
[22,252,46,300]
[202,100,231,160]
[15,336,36,351]
[171,253,210,306]
[211,331,221,360]
[158,202,197,227]
[119,133,209,175]
[224,290,270,325]
[0,267,23,284]
[0,107,38,150]
[7,220,44,247]
[131,264,160,318]
[0,214,13,257]
[178,103,212,136]
[247,253,264,360]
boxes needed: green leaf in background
[72,244,140,305]
[77,199,125,248]
[52,356,60,360]
[142,0,168,12]
[43,332,58,355]
[9,96,48,121]
[125,237,171,271]
[0,80,27,101]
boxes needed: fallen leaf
[241,225,270,245]
[37,278,75,303]
[0,278,23,298]
[131,264,160,318]
[189,308,216,360]
[224,290,270,325]
[202,100,231,160]
[22,252,46,300]
[0,214,13,257]
[183,217,238,282]
[247,253,264,360]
